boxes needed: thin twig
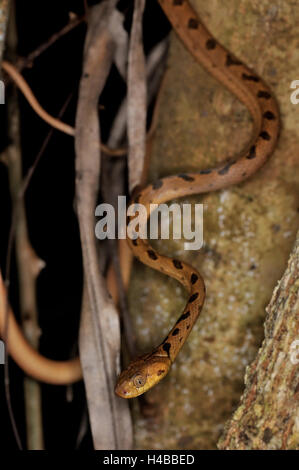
[2,60,74,133]
[0,0,23,450]
[1,88,77,450]
[127,0,147,193]
[0,273,81,384]
[5,1,45,448]
[3,35,167,159]
[16,15,86,72]
[6,91,45,450]
[3,210,23,450]
[1,92,81,415]
[20,91,74,197]
[2,60,127,155]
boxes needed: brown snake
[114,0,280,398]
[0,0,279,391]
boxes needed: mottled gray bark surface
[219,231,299,449]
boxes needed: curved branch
[0,271,82,384]
[2,60,127,156]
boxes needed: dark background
[0,0,170,450]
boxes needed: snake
[114,0,280,399]
[0,0,279,390]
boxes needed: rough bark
[218,231,299,450]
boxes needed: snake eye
[132,373,146,389]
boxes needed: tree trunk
[219,231,299,449]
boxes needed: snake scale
[114,0,280,398]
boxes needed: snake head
[115,354,171,399]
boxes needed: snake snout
[114,383,130,398]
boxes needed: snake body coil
[114,0,280,398]
[0,0,279,390]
